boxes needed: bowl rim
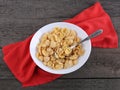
[30,22,91,74]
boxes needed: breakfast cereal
[36,27,85,70]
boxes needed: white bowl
[30,22,91,74]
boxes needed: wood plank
[0,0,120,19]
[0,18,65,46]
[0,16,120,47]
[63,50,120,78]
[0,0,120,89]
[0,16,120,79]
[0,79,120,90]
[0,47,120,79]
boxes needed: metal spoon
[54,29,103,58]
[70,29,103,49]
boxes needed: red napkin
[2,2,118,87]
[64,2,118,48]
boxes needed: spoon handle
[80,29,103,43]
[71,29,103,49]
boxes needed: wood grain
[0,79,120,90]
[0,0,120,79]
[1,46,120,79]
[0,0,120,89]
[0,0,119,19]
[0,17,120,47]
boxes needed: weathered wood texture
[0,79,120,90]
[0,0,120,89]
[1,47,120,79]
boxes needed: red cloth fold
[64,2,118,48]
[2,2,118,87]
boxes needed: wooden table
[0,0,120,89]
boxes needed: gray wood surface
[0,79,120,90]
[0,0,120,89]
